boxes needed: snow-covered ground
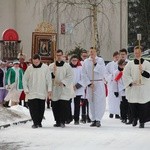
[1,104,150,150]
[0,105,31,127]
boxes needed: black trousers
[28,99,45,126]
[127,104,133,122]
[120,96,129,120]
[81,98,90,118]
[51,100,70,124]
[74,96,81,122]
[130,102,150,123]
[68,99,73,122]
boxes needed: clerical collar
[32,63,42,68]
[70,63,78,68]
[134,58,144,65]
[118,66,123,71]
[56,61,65,67]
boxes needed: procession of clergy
[0,46,150,129]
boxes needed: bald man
[82,48,107,127]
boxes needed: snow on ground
[0,105,31,127]
[1,106,150,150]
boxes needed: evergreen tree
[67,45,86,60]
[128,0,150,50]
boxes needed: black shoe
[81,115,86,123]
[53,123,61,127]
[74,121,79,125]
[65,120,71,124]
[90,121,96,127]
[139,123,144,128]
[81,120,86,124]
[32,125,38,129]
[60,123,65,128]
[3,101,10,107]
[126,120,132,125]
[24,102,28,108]
[132,118,138,127]
[109,114,113,118]
[115,114,120,119]
[96,121,101,127]
[86,116,91,123]
[122,119,127,123]
[38,124,42,128]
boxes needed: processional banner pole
[137,34,142,85]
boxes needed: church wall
[0,0,16,58]
[0,0,128,61]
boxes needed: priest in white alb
[82,48,107,127]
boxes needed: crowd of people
[0,46,150,129]
[0,53,29,107]
[106,47,150,128]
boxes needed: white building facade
[0,0,128,61]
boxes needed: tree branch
[73,15,93,28]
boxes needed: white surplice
[49,62,74,101]
[123,60,150,104]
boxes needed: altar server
[106,51,120,119]
[70,55,84,125]
[49,49,74,128]
[123,46,150,128]
[23,54,52,128]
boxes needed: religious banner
[32,22,57,64]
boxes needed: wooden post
[137,34,142,85]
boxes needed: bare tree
[58,0,113,55]
[31,0,120,55]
